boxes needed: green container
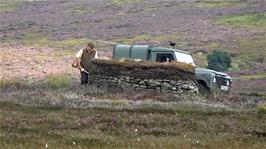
[113,44,151,60]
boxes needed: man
[72,43,98,85]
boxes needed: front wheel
[198,83,210,95]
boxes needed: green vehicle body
[113,44,232,93]
[195,68,232,94]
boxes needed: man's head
[86,42,95,52]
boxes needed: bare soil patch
[0,43,78,80]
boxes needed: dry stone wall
[86,59,198,94]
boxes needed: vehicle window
[174,52,195,66]
[156,53,174,62]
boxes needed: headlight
[213,77,216,83]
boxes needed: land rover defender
[112,44,232,94]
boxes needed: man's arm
[76,58,81,71]
[75,49,83,70]
[95,51,98,59]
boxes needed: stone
[156,87,161,91]
[143,79,149,82]
[161,88,169,93]
[163,79,170,83]
[121,82,131,89]
[126,76,131,81]
[177,90,183,94]
[188,84,195,90]
[135,87,144,91]
[177,81,182,84]
[139,80,145,85]
[181,84,189,89]
[131,79,139,83]
[101,79,107,82]
[155,79,162,82]
[176,87,183,93]
[119,76,125,81]
[131,84,139,89]
[139,85,147,89]
[170,80,176,85]
[136,78,141,81]
[172,87,177,91]
[117,79,121,84]
[110,80,117,84]
[146,89,154,92]
[162,82,172,88]
[109,83,118,87]
[147,80,161,87]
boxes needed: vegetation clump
[257,103,266,116]
[207,50,231,71]
[44,74,70,88]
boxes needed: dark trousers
[80,71,89,85]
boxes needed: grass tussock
[0,74,71,90]
[0,79,25,88]
[44,74,71,88]
[257,103,266,115]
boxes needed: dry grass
[91,59,195,73]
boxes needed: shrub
[257,103,266,116]
[207,50,231,71]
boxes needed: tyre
[198,83,210,95]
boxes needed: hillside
[0,0,265,67]
[0,0,265,95]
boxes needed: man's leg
[80,71,88,85]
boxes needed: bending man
[74,42,98,85]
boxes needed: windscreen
[174,52,195,67]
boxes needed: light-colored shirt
[75,48,98,58]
